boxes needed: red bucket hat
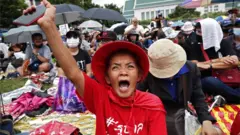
[91,41,149,86]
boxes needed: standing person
[124,17,144,38]
[137,39,220,135]
[57,30,92,77]
[18,33,53,76]
[23,1,168,134]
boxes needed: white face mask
[66,38,79,48]
[14,51,25,59]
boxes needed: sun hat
[162,27,180,39]
[91,41,149,85]
[148,39,186,79]
[181,21,194,32]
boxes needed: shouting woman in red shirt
[23,1,167,134]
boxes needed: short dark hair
[32,33,43,39]
[105,49,142,72]
[195,22,201,29]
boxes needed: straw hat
[148,39,187,79]
[181,21,194,32]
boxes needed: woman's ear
[137,70,143,82]
[105,75,111,85]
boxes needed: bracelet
[209,63,212,69]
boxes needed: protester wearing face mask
[57,30,92,77]
[18,33,53,76]
[186,19,240,104]
[8,43,26,69]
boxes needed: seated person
[18,33,53,76]
[127,30,144,49]
[232,28,240,59]
[26,1,169,133]
[186,18,240,103]
[8,43,26,69]
[137,39,221,135]
[97,31,117,50]
[57,30,92,77]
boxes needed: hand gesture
[32,49,38,55]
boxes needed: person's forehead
[109,53,136,64]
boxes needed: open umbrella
[215,16,228,22]
[171,21,185,27]
[82,8,127,22]
[79,20,102,28]
[55,4,85,25]
[3,25,46,44]
[109,23,128,35]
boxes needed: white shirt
[124,24,144,35]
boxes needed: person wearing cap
[137,39,220,135]
[220,19,233,38]
[57,30,92,77]
[127,30,144,49]
[96,31,117,50]
[18,33,53,76]
[23,1,167,135]
[124,17,144,38]
[181,21,196,42]
[187,18,240,103]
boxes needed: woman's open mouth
[119,80,130,93]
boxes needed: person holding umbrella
[23,1,168,134]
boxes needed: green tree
[167,6,200,20]
[48,0,98,10]
[104,3,122,14]
[0,0,28,28]
[201,11,226,19]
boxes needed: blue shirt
[162,64,189,101]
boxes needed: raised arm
[24,0,85,97]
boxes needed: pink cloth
[9,92,53,117]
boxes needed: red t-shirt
[77,74,167,135]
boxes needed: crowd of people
[0,0,240,134]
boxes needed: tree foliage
[104,3,122,14]
[167,6,200,20]
[201,11,227,19]
[0,0,28,28]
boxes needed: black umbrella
[55,4,85,25]
[83,8,127,22]
[109,23,128,35]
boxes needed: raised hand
[23,0,56,27]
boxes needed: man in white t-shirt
[124,17,144,38]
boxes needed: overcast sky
[92,0,125,7]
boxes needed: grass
[0,78,53,93]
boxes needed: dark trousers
[202,77,240,104]
[166,108,185,135]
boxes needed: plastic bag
[53,77,86,112]
[184,110,202,135]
